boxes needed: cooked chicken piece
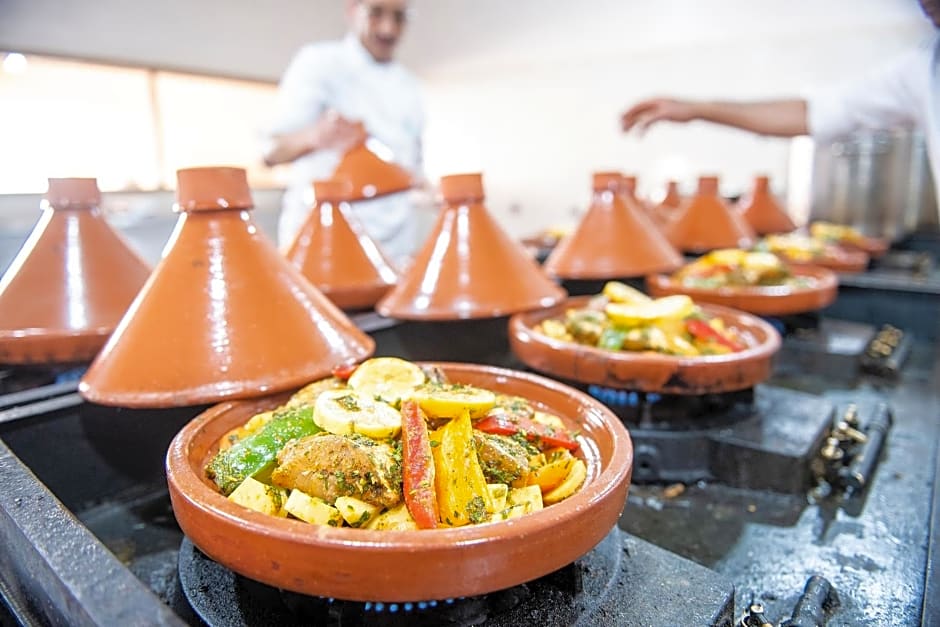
[473,432,530,485]
[565,309,607,344]
[271,434,402,509]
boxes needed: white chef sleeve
[807,45,928,143]
[266,44,331,137]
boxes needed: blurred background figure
[263,0,425,262]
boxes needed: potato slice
[542,459,587,505]
[335,496,382,528]
[527,449,575,492]
[284,489,343,526]
[366,503,418,531]
[228,477,288,517]
[508,485,544,514]
[487,483,509,513]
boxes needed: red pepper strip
[690,263,733,278]
[400,400,439,529]
[331,362,358,381]
[686,318,746,352]
[474,413,579,452]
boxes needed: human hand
[307,110,368,153]
[621,98,697,134]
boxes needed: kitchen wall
[1,0,934,242]
[407,1,935,236]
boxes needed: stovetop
[0,236,938,626]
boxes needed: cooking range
[0,238,938,626]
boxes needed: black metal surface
[925,428,940,627]
[589,385,833,493]
[178,528,734,627]
[619,340,940,625]
[0,438,184,626]
[370,315,520,367]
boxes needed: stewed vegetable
[207,358,586,530]
[535,281,749,357]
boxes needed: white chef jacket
[267,34,425,263]
[807,35,940,208]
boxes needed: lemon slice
[705,248,747,267]
[605,295,695,326]
[411,383,497,420]
[347,357,426,405]
[602,281,651,305]
[314,389,402,439]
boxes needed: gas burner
[762,310,822,335]
[178,527,734,627]
[584,385,834,493]
[586,385,755,428]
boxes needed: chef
[263,0,424,263]
[620,0,940,215]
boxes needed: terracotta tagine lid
[79,167,374,408]
[285,179,398,310]
[0,178,151,364]
[376,173,566,320]
[332,125,413,201]
[543,172,683,279]
[665,176,756,253]
[738,175,796,235]
[619,174,647,209]
[659,180,683,210]
[648,180,683,230]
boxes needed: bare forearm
[263,127,317,167]
[691,100,809,137]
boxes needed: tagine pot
[167,362,634,602]
[376,173,566,320]
[79,167,374,408]
[738,175,796,235]
[0,178,151,364]
[332,126,413,201]
[666,176,755,253]
[285,179,397,310]
[543,172,682,282]
[648,180,683,230]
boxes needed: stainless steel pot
[809,129,936,241]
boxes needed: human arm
[621,98,809,137]
[263,111,367,166]
[262,44,367,167]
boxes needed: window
[0,52,285,193]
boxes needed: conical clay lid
[286,179,398,310]
[0,178,151,364]
[666,176,755,252]
[648,180,683,230]
[543,172,683,279]
[332,129,413,201]
[738,175,796,235]
[377,173,566,320]
[79,167,374,408]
